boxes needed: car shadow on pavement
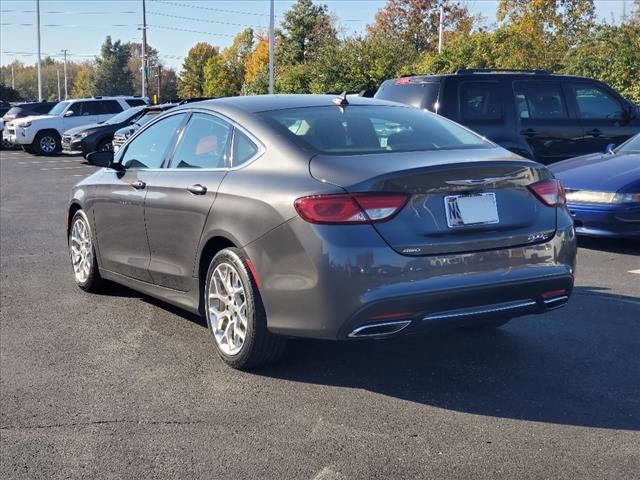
[257,286,640,431]
[578,236,640,255]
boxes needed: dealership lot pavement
[1,149,639,479]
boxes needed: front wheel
[33,131,61,156]
[205,248,286,370]
[68,210,103,292]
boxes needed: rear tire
[68,210,103,292]
[204,248,286,370]
[33,131,61,156]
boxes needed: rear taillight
[294,193,409,224]
[528,179,565,207]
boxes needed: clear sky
[0,0,633,71]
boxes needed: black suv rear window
[375,80,441,111]
[259,105,491,155]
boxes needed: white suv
[3,96,147,155]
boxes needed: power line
[147,24,239,37]
[147,11,265,28]
[151,0,270,17]
[0,9,137,14]
[1,23,136,28]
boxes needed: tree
[126,42,160,96]
[204,28,254,97]
[243,35,270,94]
[368,0,474,54]
[278,0,337,64]
[177,42,218,99]
[71,66,94,98]
[92,36,134,96]
[0,83,21,101]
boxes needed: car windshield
[258,105,492,155]
[105,107,144,125]
[617,134,640,154]
[49,101,70,116]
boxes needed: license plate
[444,193,499,227]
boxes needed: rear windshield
[126,99,147,107]
[375,80,441,111]
[258,105,492,155]
[105,106,144,125]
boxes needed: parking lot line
[629,269,640,275]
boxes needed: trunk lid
[309,148,557,255]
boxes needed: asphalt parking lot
[1,148,639,479]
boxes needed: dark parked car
[375,69,640,164]
[69,95,576,369]
[551,134,640,238]
[2,101,58,122]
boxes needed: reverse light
[528,179,565,207]
[294,193,409,224]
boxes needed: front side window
[120,113,185,169]
[514,82,568,120]
[81,101,105,116]
[459,82,503,120]
[170,113,231,169]
[571,84,624,120]
[259,105,491,155]
[232,129,259,166]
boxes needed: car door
[565,81,639,155]
[92,112,187,282]
[513,80,583,164]
[144,111,233,291]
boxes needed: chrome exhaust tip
[348,320,412,338]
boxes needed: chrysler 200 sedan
[68,95,577,369]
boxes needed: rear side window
[102,100,123,114]
[459,82,503,120]
[126,99,147,107]
[375,80,441,111]
[232,129,259,166]
[570,84,624,120]
[258,105,491,155]
[514,82,568,120]
[170,113,231,169]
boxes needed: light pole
[60,49,68,99]
[57,69,61,100]
[438,5,444,54]
[36,0,43,101]
[268,0,274,94]
[139,0,148,98]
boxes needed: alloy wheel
[69,215,93,283]
[40,135,56,153]
[208,262,248,356]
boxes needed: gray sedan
[68,95,577,369]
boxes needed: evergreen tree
[92,36,134,96]
[177,42,218,99]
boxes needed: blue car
[550,134,640,239]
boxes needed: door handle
[586,128,602,137]
[187,184,207,195]
[130,180,146,189]
[519,128,537,138]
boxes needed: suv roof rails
[455,68,550,75]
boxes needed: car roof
[385,72,599,83]
[179,94,402,114]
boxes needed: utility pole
[61,49,68,99]
[438,5,444,54]
[36,0,43,101]
[156,65,162,104]
[141,0,148,98]
[268,0,274,94]
[11,63,15,89]
[57,69,61,100]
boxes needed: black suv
[375,69,640,164]
[2,101,58,122]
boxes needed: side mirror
[86,150,120,169]
[64,110,74,117]
[605,143,616,155]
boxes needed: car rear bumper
[244,213,577,340]
[568,202,640,238]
